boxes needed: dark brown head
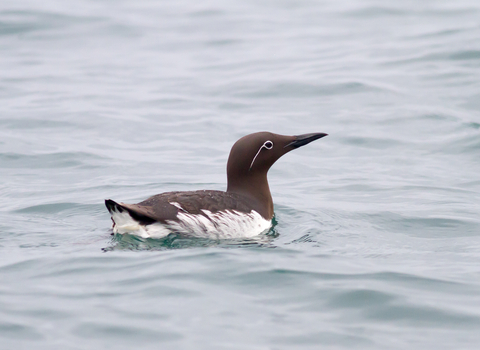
[226,131,327,219]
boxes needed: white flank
[110,206,271,239]
[167,209,272,239]
[110,209,169,238]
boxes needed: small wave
[343,6,408,18]
[72,323,181,342]
[340,136,405,149]
[0,322,43,341]
[0,151,108,169]
[369,212,480,237]
[13,202,88,214]
[0,118,75,130]
[383,49,480,67]
[449,50,480,61]
[0,10,100,36]
[229,81,385,99]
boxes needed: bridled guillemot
[105,131,327,239]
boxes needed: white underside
[110,206,272,239]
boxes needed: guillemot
[105,131,327,239]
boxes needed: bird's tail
[104,199,156,225]
[105,199,123,214]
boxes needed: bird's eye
[249,140,275,170]
[264,140,273,149]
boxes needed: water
[1,0,480,348]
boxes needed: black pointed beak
[284,132,328,149]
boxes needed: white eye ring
[249,140,274,170]
[264,141,273,149]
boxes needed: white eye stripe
[249,140,274,170]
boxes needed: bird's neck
[226,173,274,219]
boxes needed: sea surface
[1,0,480,349]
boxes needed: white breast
[110,207,272,239]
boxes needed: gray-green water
[1,0,480,349]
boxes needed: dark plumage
[106,190,254,224]
[105,131,327,238]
